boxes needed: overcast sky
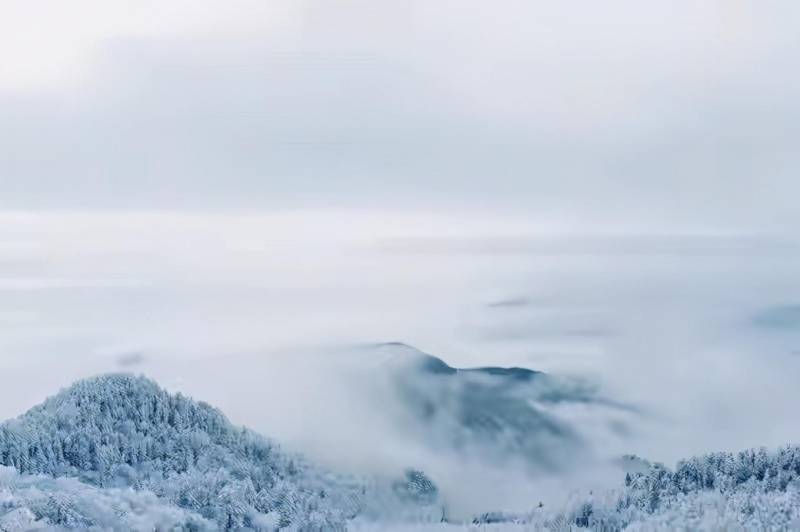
[2,1,799,231]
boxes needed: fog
[1,211,799,514]
[3,0,800,519]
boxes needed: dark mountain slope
[376,342,617,470]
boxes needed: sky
[2,1,799,231]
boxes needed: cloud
[0,1,799,231]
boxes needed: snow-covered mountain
[2,371,800,530]
[0,374,365,530]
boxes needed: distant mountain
[0,374,364,530]
[376,342,617,470]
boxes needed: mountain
[473,445,800,530]
[376,342,619,470]
[0,374,364,530]
[1,370,800,530]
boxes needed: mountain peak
[374,341,541,381]
[0,372,362,530]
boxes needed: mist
[1,210,799,516]
[2,1,800,526]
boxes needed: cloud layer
[1,1,799,230]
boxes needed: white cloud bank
[1,1,799,230]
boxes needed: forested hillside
[2,373,800,530]
[0,374,364,530]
